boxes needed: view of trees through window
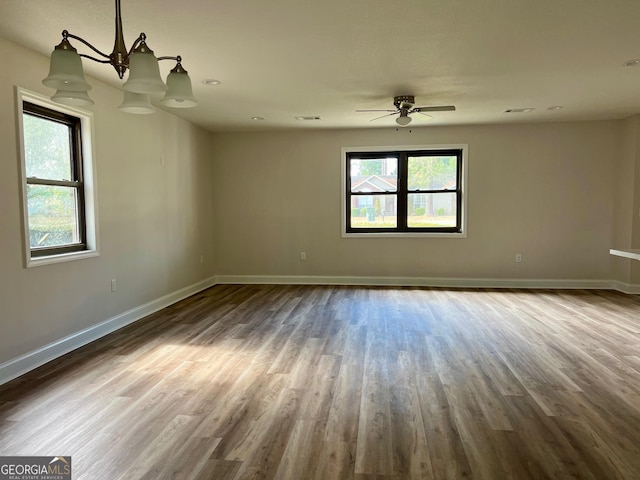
[22,103,84,255]
[346,149,462,233]
[407,155,458,227]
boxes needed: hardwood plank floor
[1,285,640,479]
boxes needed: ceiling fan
[356,95,455,127]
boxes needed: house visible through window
[17,89,98,266]
[345,147,465,235]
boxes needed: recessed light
[623,59,640,67]
[251,116,264,121]
[547,106,563,111]
[295,116,322,120]
[504,108,534,113]
[202,79,221,85]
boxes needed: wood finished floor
[1,285,640,479]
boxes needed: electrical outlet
[300,251,307,261]
[111,278,117,292]
[515,253,522,263]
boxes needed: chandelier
[42,0,197,114]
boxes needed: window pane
[407,193,457,228]
[407,156,457,191]
[350,194,397,228]
[350,157,397,192]
[23,113,72,181]
[27,185,79,248]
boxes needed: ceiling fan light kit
[356,95,455,126]
[42,0,197,113]
[396,114,412,126]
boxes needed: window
[17,88,98,266]
[343,146,466,236]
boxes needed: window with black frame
[22,101,87,257]
[345,148,463,234]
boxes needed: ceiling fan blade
[370,112,398,121]
[355,109,398,113]
[413,105,456,112]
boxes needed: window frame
[16,88,99,267]
[341,145,468,238]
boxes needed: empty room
[1,0,640,479]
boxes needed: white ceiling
[2,0,640,132]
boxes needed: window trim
[16,87,100,267]
[341,144,468,238]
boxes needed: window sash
[22,101,87,257]
[27,178,81,187]
[346,149,463,233]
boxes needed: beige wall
[211,122,623,281]
[612,117,637,284]
[622,116,640,284]
[0,38,215,365]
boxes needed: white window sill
[27,249,100,268]
[342,232,467,239]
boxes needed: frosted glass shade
[119,91,155,114]
[123,50,167,94]
[42,47,92,92]
[160,70,197,108]
[396,115,412,126]
[51,89,94,107]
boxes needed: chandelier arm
[78,54,112,64]
[157,56,180,62]
[64,32,111,59]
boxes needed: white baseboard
[610,280,640,294]
[215,275,617,290]
[0,276,217,386]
